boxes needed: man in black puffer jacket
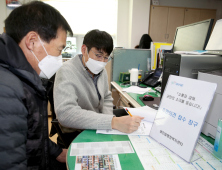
[0,1,73,170]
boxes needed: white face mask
[31,36,63,79]
[84,48,107,74]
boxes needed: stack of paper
[174,50,207,55]
[122,86,151,94]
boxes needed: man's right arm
[0,85,28,170]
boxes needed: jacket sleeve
[48,138,63,158]
[0,84,28,170]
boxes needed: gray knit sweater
[54,54,114,133]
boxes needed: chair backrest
[42,75,69,148]
[51,119,69,148]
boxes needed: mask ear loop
[84,47,90,70]
[86,47,90,60]
[30,50,40,63]
[38,36,49,56]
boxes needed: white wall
[0,0,35,33]
[0,0,7,33]
[117,0,151,48]
[130,0,150,48]
[1,0,222,48]
[117,0,130,48]
[128,0,133,48]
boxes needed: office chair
[51,119,70,148]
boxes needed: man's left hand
[56,149,67,163]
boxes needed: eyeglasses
[91,50,112,62]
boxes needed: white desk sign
[150,75,217,162]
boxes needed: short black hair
[83,29,113,55]
[5,1,73,44]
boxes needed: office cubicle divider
[112,48,151,82]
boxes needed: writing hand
[112,115,144,133]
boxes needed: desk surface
[67,82,215,169]
[67,130,214,170]
[67,130,144,170]
[111,81,160,108]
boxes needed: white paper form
[75,155,122,170]
[97,106,160,136]
[122,86,151,94]
[129,135,199,170]
[191,137,222,170]
[96,120,153,136]
[123,106,157,122]
[129,135,222,170]
[70,141,134,156]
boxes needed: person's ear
[81,44,88,56]
[25,31,39,51]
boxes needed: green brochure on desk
[149,75,217,162]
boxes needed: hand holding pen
[125,108,133,117]
[111,108,144,133]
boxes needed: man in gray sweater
[54,30,143,146]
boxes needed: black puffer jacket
[0,33,62,170]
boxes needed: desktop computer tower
[161,53,222,98]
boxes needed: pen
[125,108,133,117]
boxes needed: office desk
[67,130,215,170]
[67,130,144,170]
[111,81,160,108]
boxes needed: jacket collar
[0,33,45,95]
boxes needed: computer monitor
[172,19,214,52]
[205,19,222,55]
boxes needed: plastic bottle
[213,119,222,159]
[147,58,151,71]
[129,68,138,86]
[138,70,142,83]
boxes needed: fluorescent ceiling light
[7,4,21,7]
[7,1,21,8]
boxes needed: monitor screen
[205,19,222,50]
[172,19,214,52]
